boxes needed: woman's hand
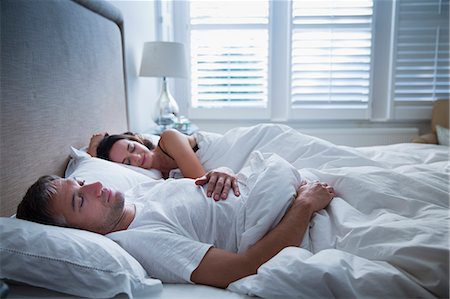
[194,167,240,201]
[87,132,108,157]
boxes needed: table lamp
[139,41,188,127]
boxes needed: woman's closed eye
[128,142,135,153]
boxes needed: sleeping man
[16,152,335,288]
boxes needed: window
[393,0,449,103]
[190,1,269,109]
[170,0,449,121]
[290,0,373,119]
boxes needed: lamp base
[155,77,179,130]
[156,114,177,127]
[152,116,195,135]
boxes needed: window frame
[388,0,448,120]
[173,0,272,120]
[170,0,440,122]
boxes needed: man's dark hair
[16,175,66,226]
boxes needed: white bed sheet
[7,282,252,299]
[192,124,449,298]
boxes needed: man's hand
[87,132,108,157]
[194,167,240,201]
[294,181,335,213]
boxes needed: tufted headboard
[0,0,129,216]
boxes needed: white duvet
[193,124,449,298]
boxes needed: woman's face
[109,139,154,169]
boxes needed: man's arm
[191,181,335,288]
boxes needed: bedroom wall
[107,0,160,133]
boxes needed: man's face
[49,178,125,234]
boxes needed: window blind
[394,0,449,102]
[189,1,269,108]
[291,0,373,105]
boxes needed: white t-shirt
[109,178,242,283]
[108,152,303,283]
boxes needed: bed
[1,0,449,298]
[0,1,248,298]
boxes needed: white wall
[108,0,159,133]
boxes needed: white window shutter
[291,0,373,105]
[189,1,269,108]
[393,0,449,102]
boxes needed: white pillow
[436,125,449,146]
[121,163,163,180]
[65,147,161,192]
[0,217,162,298]
[68,146,163,180]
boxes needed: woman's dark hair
[16,175,66,226]
[96,132,155,161]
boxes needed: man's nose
[82,182,103,197]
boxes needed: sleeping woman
[89,130,204,179]
[88,124,301,181]
[88,129,242,201]
[88,123,382,195]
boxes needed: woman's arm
[159,129,206,179]
[87,132,108,157]
[161,130,240,199]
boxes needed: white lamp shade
[139,41,188,78]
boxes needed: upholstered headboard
[1,0,129,216]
